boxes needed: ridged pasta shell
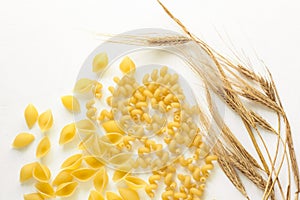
[109,152,132,166]
[71,168,97,182]
[23,193,44,200]
[119,56,136,74]
[61,95,81,112]
[92,52,108,72]
[52,170,73,186]
[61,154,83,170]
[119,188,140,200]
[33,162,51,182]
[74,78,95,94]
[12,132,35,148]
[112,170,130,182]
[35,182,55,198]
[59,123,76,145]
[88,190,104,200]
[76,119,96,134]
[20,162,37,182]
[84,155,104,168]
[36,136,51,158]
[124,176,147,189]
[106,191,123,200]
[55,181,78,197]
[38,110,53,132]
[93,167,108,192]
[24,104,38,129]
[102,120,124,134]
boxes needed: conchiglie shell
[24,104,38,129]
[33,162,51,182]
[38,110,53,132]
[74,78,95,94]
[109,152,132,166]
[106,191,123,200]
[113,170,130,182]
[12,132,35,148]
[76,119,96,134]
[88,190,104,200]
[84,155,104,168]
[71,168,97,182]
[52,170,73,186]
[93,167,108,192]
[119,56,136,74]
[80,135,106,156]
[20,162,37,182]
[124,176,147,189]
[35,182,55,198]
[55,181,78,197]
[61,95,81,112]
[59,123,76,145]
[36,136,51,158]
[61,154,83,170]
[92,52,108,72]
[103,132,123,145]
[102,120,124,134]
[119,188,140,200]
[23,193,44,200]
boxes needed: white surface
[0,0,299,199]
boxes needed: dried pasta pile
[12,53,218,200]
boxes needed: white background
[0,0,299,199]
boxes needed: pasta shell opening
[35,182,55,198]
[52,170,73,186]
[33,162,51,182]
[92,52,108,73]
[71,168,97,182]
[124,176,147,189]
[93,167,108,192]
[20,162,37,183]
[61,154,83,170]
[61,95,81,112]
[74,78,95,94]
[55,181,78,197]
[36,136,51,158]
[38,110,53,132]
[88,190,104,200]
[59,123,76,145]
[119,188,140,200]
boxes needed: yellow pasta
[102,120,124,134]
[61,154,83,170]
[106,192,123,200]
[161,190,173,200]
[112,170,130,182]
[93,167,108,192]
[59,123,76,145]
[125,176,147,189]
[23,193,44,200]
[119,188,140,200]
[19,162,37,182]
[92,52,108,72]
[76,119,96,134]
[190,187,203,196]
[109,152,132,166]
[12,132,35,148]
[33,162,51,182]
[174,192,187,199]
[38,110,53,132]
[36,136,51,158]
[71,168,97,182]
[145,184,157,198]
[84,155,104,168]
[61,95,81,112]
[74,78,95,94]
[52,170,73,186]
[24,104,38,129]
[104,132,123,145]
[201,164,214,174]
[205,155,218,164]
[55,181,78,197]
[89,190,104,200]
[119,56,136,74]
[35,182,55,198]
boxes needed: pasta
[52,170,73,186]
[61,95,81,112]
[23,193,44,200]
[92,52,108,72]
[12,132,35,148]
[125,176,147,189]
[55,181,78,197]
[106,191,123,200]
[71,168,97,182]
[112,170,130,182]
[103,132,123,145]
[36,136,51,158]
[84,155,104,169]
[38,110,53,132]
[102,120,124,134]
[119,56,136,74]
[24,104,38,129]
[119,188,140,200]
[109,152,132,166]
[33,162,51,182]
[61,154,83,170]
[76,119,96,134]
[59,123,76,145]
[88,190,104,200]
[35,182,55,198]
[19,162,37,182]
[74,78,94,94]
[93,167,108,192]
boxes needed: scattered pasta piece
[59,123,76,145]
[24,104,38,129]
[23,193,44,200]
[84,155,104,169]
[52,170,73,186]
[109,152,132,166]
[33,162,51,182]
[71,168,97,182]
[106,191,123,200]
[20,162,37,182]
[102,120,124,134]
[61,154,83,170]
[36,136,51,158]
[103,132,123,145]
[113,170,130,182]
[119,188,140,200]
[76,119,96,134]
[74,78,95,94]
[125,176,147,189]
[93,167,108,192]
[38,110,53,132]
[61,95,81,112]
[35,182,55,198]
[119,56,136,74]
[92,52,108,72]
[88,190,104,200]
[12,132,35,149]
[55,181,78,197]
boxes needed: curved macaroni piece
[52,170,73,186]
[119,56,136,74]
[164,173,173,186]
[119,188,140,200]
[102,120,124,134]
[84,155,104,169]
[61,95,80,112]
[74,78,94,94]
[59,123,76,145]
[88,190,104,200]
[145,184,157,198]
[106,191,123,200]
[35,182,55,198]
[190,187,203,196]
[36,136,51,158]
[93,167,109,192]
[205,155,218,164]
[161,190,174,200]
[24,104,38,129]
[113,170,130,182]
[55,181,78,197]
[76,119,96,134]
[38,110,53,132]
[33,162,51,182]
[174,192,187,199]
[201,164,214,174]
[12,132,35,148]
[61,154,83,170]
[23,193,44,200]
[92,52,108,72]
[125,176,147,189]
[71,168,97,182]
[19,162,37,182]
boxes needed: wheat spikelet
[250,111,277,134]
